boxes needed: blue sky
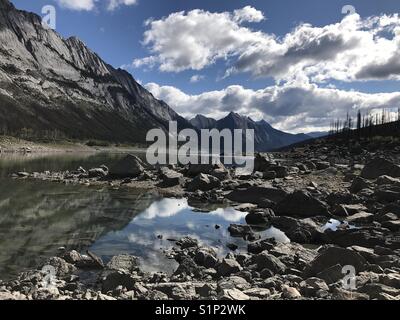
[11,0,400,132]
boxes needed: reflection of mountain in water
[0,178,156,279]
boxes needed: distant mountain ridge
[0,0,192,142]
[190,112,312,151]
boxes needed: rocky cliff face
[189,114,217,130]
[0,0,191,142]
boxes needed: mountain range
[0,0,323,150]
[189,113,315,151]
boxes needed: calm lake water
[0,152,288,280]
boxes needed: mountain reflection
[0,178,155,280]
[0,153,289,280]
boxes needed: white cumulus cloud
[107,0,138,11]
[56,0,96,11]
[133,7,271,72]
[133,8,400,83]
[145,80,400,133]
[190,74,205,83]
[55,0,137,11]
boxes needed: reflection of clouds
[206,208,246,222]
[138,198,189,219]
[127,233,154,246]
[186,221,195,230]
[136,198,246,223]
[93,197,291,276]
[138,250,178,274]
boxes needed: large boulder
[254,153,275,172]
[253,252,286,274]
[186,163,225,177]
[88,168,107,178]
[228,224,259,241]
[350,177,372,194]
[247,239,275,254]
[245,208,275,225]
[268,165,289,178]
[275,190,330,217]
[194,247,218,268]
[159,168,184,187]
[322,227,400,249]
[226,186,288,208]
[186,173,221,191]
[333,204,368,217]
[109,154,145,178]
[271,216,324,243]
[377,175,400,186]
[102,271,136,293]
[361,158,400,179]
[374,185,400,202]
[216,259,242,277]
[304,246,368,277]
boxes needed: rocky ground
[2,138,400,300]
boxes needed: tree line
[329,108,400,139]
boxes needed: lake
[0,152,288,280]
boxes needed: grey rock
[217,259,242,277]
[106,255,140,273]
[350,177,372,194]
[245,208,275,225]
[275,190,330,217]
[305,246,368,277]
[227,186,288,208]
[218,276,250,291]
[160,168,184,187]
[300,277,329,296]
[176,237,199,249]
[377,175,400,186]
[186,173,221,191]
[219,288,250,300]
[194,247,218,268]
[253,252,286,274]
[88,168,107,178]
[102,271,136,293]
[186,163,225,177]
[361,158,400,179]
[109,155,145,178]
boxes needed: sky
[11,0,400,133]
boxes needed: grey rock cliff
[0,0,191,142]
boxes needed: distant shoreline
[0,136,149,155]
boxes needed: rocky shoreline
[3,138,400,300]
